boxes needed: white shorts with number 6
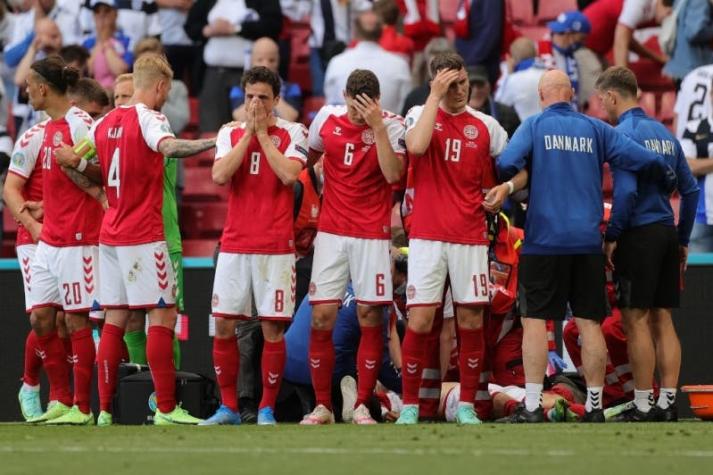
[29,242,100,313]
[309,232,392,305]
[99,242,176,309]
[407,239,490,308]
[212,252,295,320]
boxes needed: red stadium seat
[518,25,549,42]
[507,0,535,26]
[290,22,311,63]
[639,92,656,118]
[182,239,219,257]
[289,62,312,96]
[659,91,676,126]
[180,202,227,239]
[2,208,18,237]
[302,96,325,127]
[183,166,229,202]
[536,0,577,23]
[440,0,460,23]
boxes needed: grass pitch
[1,422,712,475]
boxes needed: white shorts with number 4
[17,244,37,312]
[407,239,490,307]
[309,232,392,305]
[212,252,295,320]
[99,242,176,309]
[29,242,100,313]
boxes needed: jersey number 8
[250,152,260,175]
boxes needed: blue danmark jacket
[497,102,671,255]
[607,107,699,246]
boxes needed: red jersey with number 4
[404,105,507,245]
[40,107,102,247]
[215,118,309,254]
[91,103,174,245]
[8,120,48,246]
[308,105,406,239]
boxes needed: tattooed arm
[158,137,216,158]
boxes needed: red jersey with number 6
[40,107,103,247]
[404,105,508,245]
[308,105,406,240]
[215,118,309,254]
[91,103,174,245]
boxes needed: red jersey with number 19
[8,120,48,246]
[39,107,103,247]
[404,105,508,245]
[91,103,175,245]
[215,118,309,254]
[308,105,406,239]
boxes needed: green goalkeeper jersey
[163,157,182,254]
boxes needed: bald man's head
[36,18,62,53]
[538,70,573,107]
[250,37,280,73]
[510,37,536,64]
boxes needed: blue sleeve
[606,168,638,242]
[230,86,245,110]
[4,33,35,68]
[121,36,133,66]
[675,144,700,246]
[683,0,713,43]
[496,116,533,180]
[603,123,663,173]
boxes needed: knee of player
[214,317,238,338]
[356,305,384,325]
[310,305,338,330]
[30,309,56,334]
[261,320,286,341]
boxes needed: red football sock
[458,326,484,404]
[309,328,334,410]
[259,338,286,410]
[97,323,125,413]
[401,327,428,405]
[355,324,383,407]
[70,327,96,414]
[35,331,72,406]
[23,330,42,387]
[503,398,519,416]
[569,402,586,418]
[213,335,239,412]
[147,326,176,413]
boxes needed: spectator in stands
[59,45,91,76]
[80,0,162,51]
[133,37,190,135]
[324,10,412,114]
[541,11,602,111]
[82,0,133,90]
[613,0,672,68]
[495,37,546,121]
[186,0,282,132]
[467,65,519,138]
[13,18,62,89]
[156,0,198,89]
[401,37,454,116]
[663,0,713,85]
[230,37,301,122]
[454,0,505,85]
[374,0,414,64]
[304,0,373,98]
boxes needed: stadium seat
[302,96,326,126]
[180,202,227,239]
[639,92,656,118]
[289,21,311,64]
[518,26,549,42]
[507,0,535,26]
[440,0,460,23]
[289,62,312,96]
[183,166,229,202]
[536,0,577,23]
[659,90,676,126]
[2,208,18,237]
[182,239,219,257]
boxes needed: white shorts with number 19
[211,252,296,321]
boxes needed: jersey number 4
[108,148,121,196]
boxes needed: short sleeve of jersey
[618,0,654,29]
[137,104,175,152]
[385,114,407,155]
[472,109,509,157]
[283,121,310,164]
[215,125,237,160]
[8,121,46,179]
[404,106,424,134]
[66,107,93,145]
[307,106,332,153]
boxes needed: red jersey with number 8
[308,105,406,240]
[91,103,174,245]
[40,107,103,247]
[215,118,309,254]
[404,105,508,245]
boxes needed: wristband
[75,158,88,173]
[73,138,96,161]
[505,180,515,195]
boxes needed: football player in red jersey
[396,52,508,425]
[205,66,309,426]
[300,69,406,425]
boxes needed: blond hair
[134,37,163,59]
[114,73,133,87]
[133,53,173,89]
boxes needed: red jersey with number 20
[404,105,508,245]
[8,120,48,246]
[308,105,406,239]
[40,107,103,247]
[215,118,309,254]
[91,103,175,245]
